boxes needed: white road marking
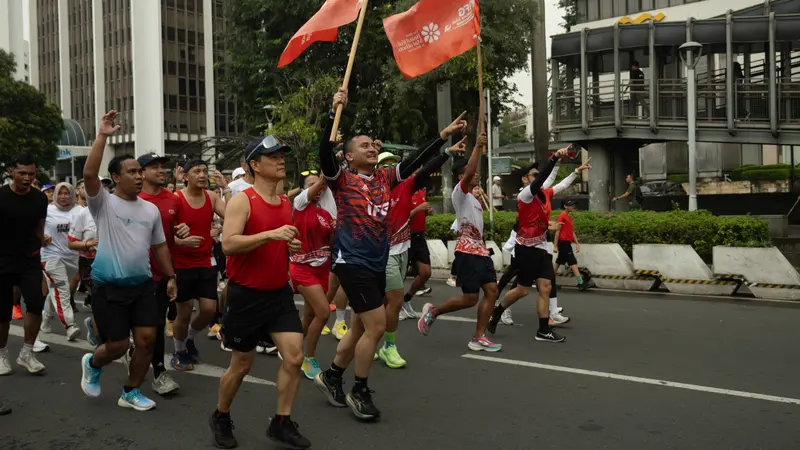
[293,300,508,324]
[9,325,275,386]
[462,354,800,406]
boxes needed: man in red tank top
[170,159,228,371]
[210,135,309,449]
[487,147,571,343]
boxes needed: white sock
[549,297,558,317]
[187,326,201,341]
[0,347,7,356]
[174,338,186,352]
[335,309,346,323]
[21,343,33,355]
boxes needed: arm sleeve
[293,189,310,211]
[319,115,341,180]
[413,152,449,190]
[397,135,447,181]
[520,156,558,204]
[552,172,578,196]
[542,164,559,189]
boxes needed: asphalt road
[2,282,799,450]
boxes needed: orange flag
[278,0,364,68]
[383,0,480,78]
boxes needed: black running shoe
[209,411,237,449]
[578,282,588,292]
[346,386,380,420]
[487,313,500,335]
[313,371,346,407]
[267,417,312,449]
[186,339,200,363]
[0,404,10,416]
[535,329,566,343]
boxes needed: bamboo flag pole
[476,36,485,135]
[329,0,369,142]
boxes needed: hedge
[425,209,771,261]
[730,164,794,181]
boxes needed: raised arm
[552,159,591,195]
[84,110,121,197]
[413,136,467,190]
[461,133,487,189]
[519,146,570,203]
[542,163,559,189]
[398,112,467,180]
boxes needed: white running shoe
[256,342,278,355]
[39,317,53,334]
[500,308,514,326]
[152,371,180,395]
[0,352,12,375]
[66,325,81,341]
[557,306,564,314]
[550,313,571,326]
[415,286,432,297]
[17,351,45,374]
[32,339,50,353]
[399,302,418,320]
[446,276,457,287]
[220,341,232,352]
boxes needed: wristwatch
[166,274,176,281]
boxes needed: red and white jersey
[388,177,416,256]
[290,188,335,267]
[516,186,551,249]
[451,182,489,257]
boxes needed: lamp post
[679,41,703,211]
[263,104,276,131]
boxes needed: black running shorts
[221,282,302,353]
[555,241,578,267]
[454,252,497,294]
[175,267,219,303]
[334,264,385,314]
[407,232,431,266]
[515,245,555,288]
[92,280,158,343]
[0,257,45,322]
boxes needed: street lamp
[263,104,276,131]
[679,41,703,211]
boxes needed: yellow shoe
[208,323,221,339]
[321,325,331,336]
[166,321,174,338]
[332,321,348,340]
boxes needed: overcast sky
[22,0,564,107]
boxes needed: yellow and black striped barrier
[750,283,800,290]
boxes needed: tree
[498,108,530,147]
[222,0,535,146]
[0,50,63,175]
[557,0,579,32]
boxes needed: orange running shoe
[329,302,335,311]
[12,305,23,321]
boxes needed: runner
[553,199,586,291]
[486,147,571,342]
[314,88,462,419]
[378,141,465,369]
[170,159,228,371]
[0,152,49,375]
[138,152,190,395]
[79,110,177,411]
[400,181,435,320]
[289,171,337,380]
[67,202,99,345]
[210,135,310,449]
[40,182,83,341]
[416,133,502,353]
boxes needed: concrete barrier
[566,243,656,291]
[427,240,451,280]
[633,244,737,296]
[713,246,800,300]
[447,241,457,264]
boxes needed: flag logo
[421,23,440,43]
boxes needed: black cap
[563,199,577,207]
[137,152,170,168]
[244,136,291,163]
[182,159,207,173]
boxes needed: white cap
[232,167,246,180]
[493,176,502,182]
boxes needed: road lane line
[461,354,800,405]
[9,325,275,386]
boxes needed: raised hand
[555,144,572,160]
[475,132,488,150]
[332,88,348,110]
[98,110,121,137]
[441,111,468,139]
[448,136,468,154]
[173,164,185,183]
[211,169,228,189]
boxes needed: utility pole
[437,82,454,213]
[531,0,550,163]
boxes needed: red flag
[383,0,480,78]
[278,0,364,68]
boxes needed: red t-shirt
[557,211,575,242]
[410,188,427,233]
[138,188,181,280]
[290,189,334,266]
[172,190,215,269]
[227,188,291,291]
[388,177,415,249]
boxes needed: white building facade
[0,0,30,82]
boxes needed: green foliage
[424,209,770,261]
[498,113,530,147]
[224,0,535,143]
[0,50,64,174]
[667,174,689,183]
[553,163,578,184]
[730,164,793,181]
[556,0,579,32]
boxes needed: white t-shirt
[503,230,517,256]
[68,207,98,259]
[451,182,489,257]
[87,188,165,286]
[492,184,503,206]
[293,188,337,267]
[41,204,83,263]
[228,178,252,197]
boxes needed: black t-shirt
[0,185,48,270]
[629,69,645,91]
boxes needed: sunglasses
[300,170,319,177]
[380,162,398,168]
[246,136,283,161]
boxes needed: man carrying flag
[278,0,364,68]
